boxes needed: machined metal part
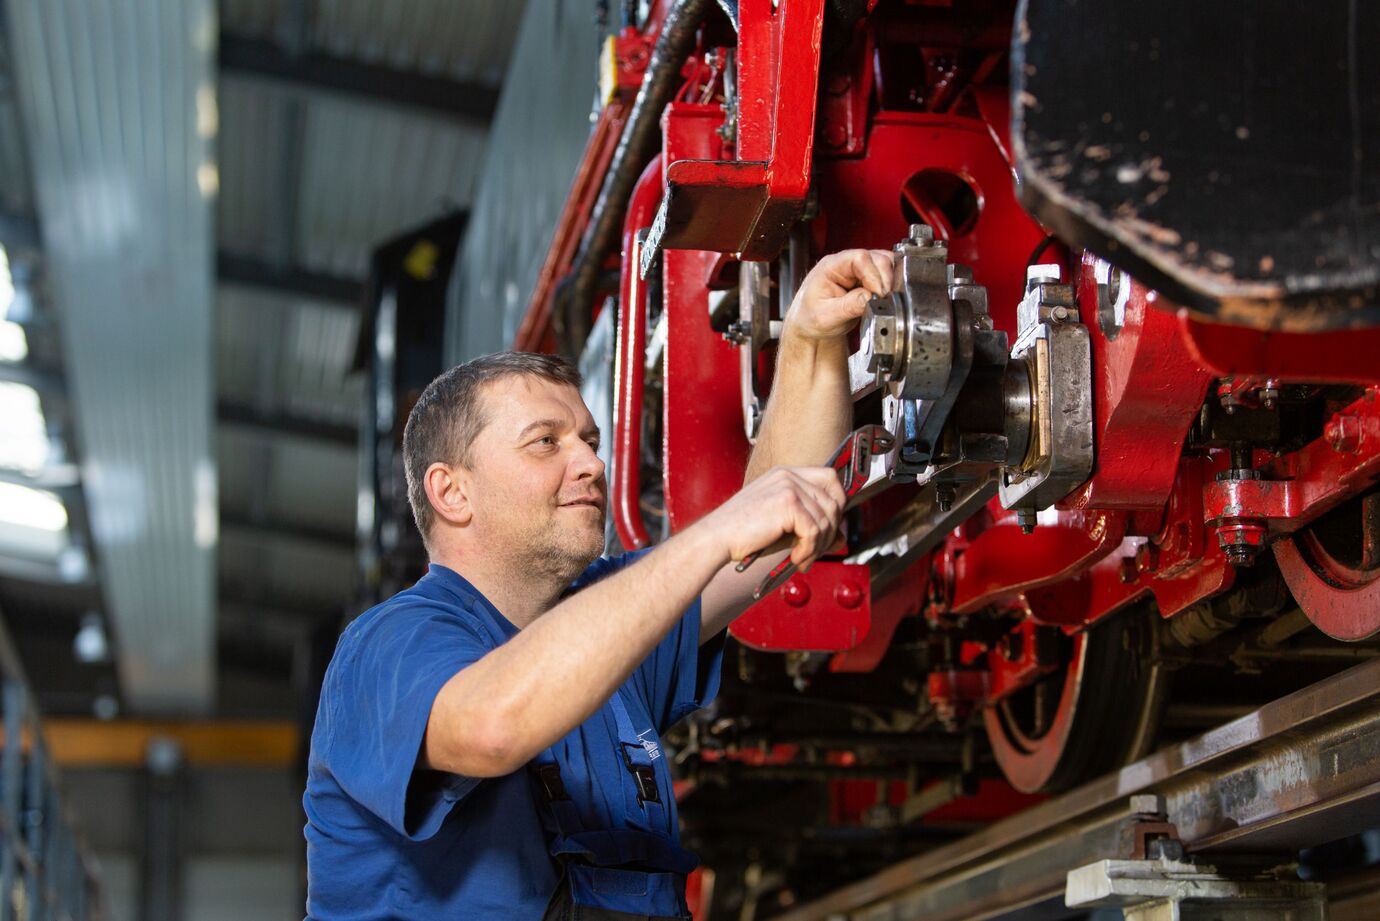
[772,657,1380,921]
[1066,857,1328,920]
[862,224,955,401]
[850,473,1001,592]
[1000,263,1094,514]
[855,224,1034,490]
[738,261,773,441]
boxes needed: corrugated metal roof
[220,530,352,609]
[216,80,295,263]
[0,97,31,218]
[220,0,295,39]
[0,36,32,218]
[216,285,361,426]
[217,428,356,537]
[312,0,527,84]
[217,77,487,278]
[5,0,217,712]
[295,95,486,278]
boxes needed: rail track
[773,657,1380,920]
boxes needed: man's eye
[537,436,555,446]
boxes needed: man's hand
[699,466,847,571]
[742,249,894,484]
[782,249,894,342]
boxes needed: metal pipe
[612,158,666,550]
[561,0,713,353]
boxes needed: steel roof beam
[219,511,354,554]
[216,251,364,306]
[219,32,501,125]
[216,399,356,447]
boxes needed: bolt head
[834,581,864,609]
[1326,414,1362,454]
[1025,263,1062,291]
[908,224,935,246]
[782,577,811,608]
[1217,518,1268,566]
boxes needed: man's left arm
[700,249,894,641]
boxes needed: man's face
[463,375,606,580]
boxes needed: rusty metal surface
[773,657,1380,921]
[1012,0,1380,331]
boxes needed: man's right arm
[420,465,846,778]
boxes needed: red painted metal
[612,158,666,551]
[985,617,1061,702]
[516,98,632,353]
[1203,392,1380,537]
[525,0,1380,828]
[660,104,751,531]
[927,668,989,728]
[1028,459,1235,628]
[829,560,928,673]
[1275,533,1380,641]
[815,111,1048,333]
[1063,255,1215,510]
[815,31,875,158]
[1179,312,1380,385]
[980,630,1091,793]
[945,508,1125,615]
[654,0,826,259]
[685,867,708,921]
[920,778,1046,824]
[731,563,873,651]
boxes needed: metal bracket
[1066,857,1328,921]
[999,264,1094,516]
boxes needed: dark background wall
[445,0,608,364]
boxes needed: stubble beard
[500,510,605,587]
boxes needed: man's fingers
[870,249,894,292]
[792,467,848,515]
[850,249,888,296]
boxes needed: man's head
[403,351,606,580]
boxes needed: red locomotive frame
[516,0,1380,806]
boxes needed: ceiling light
[74,612,110,663]
[0,381,49,473]
[0,246,13,316]
[0,482,67,532]
[0,321,25,362]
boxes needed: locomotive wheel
[1275,492,1380,641]
[983,604,1167,793]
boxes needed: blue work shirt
[303,551,723,920]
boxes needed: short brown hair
[402,351,583,544]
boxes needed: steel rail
[773,657,1380,921]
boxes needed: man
[304,249,894,919]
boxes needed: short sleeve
[570,551,725,735]
[313,603,492,841]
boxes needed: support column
[139,738,186,921]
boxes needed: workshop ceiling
[0,0,528,716]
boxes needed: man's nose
[571,441,605,482]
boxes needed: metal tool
[736,425,895,600]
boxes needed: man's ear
[424,461,474,528]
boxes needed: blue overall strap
[607,689,666,816]
[529,746,584,840]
